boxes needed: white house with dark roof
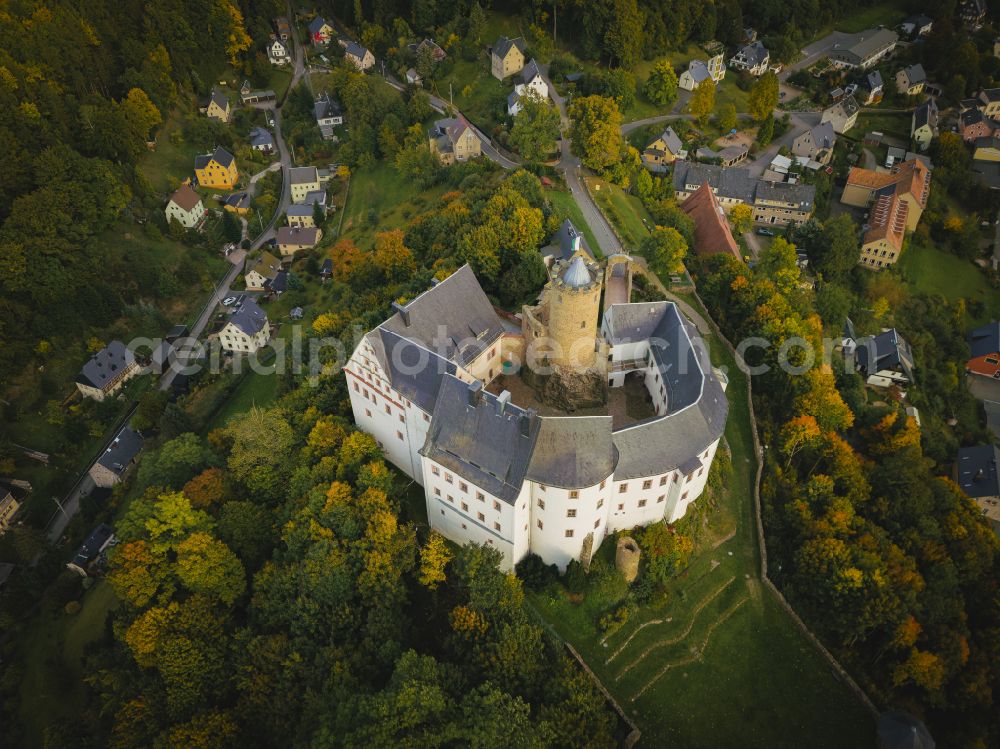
[289,166,321,203]
[853,328,915,387]
[248,127,274,153]
[912,100,938,151]
[89,426,143,488]
[955,444,1000,522]
[792,122,836,165]
[679,60,713,91]
[76,341,140,401]
[267,36,290,65]
[165,184,206,228]
[821,94,860,134]
[346,262,728,570]
[314,93,343,140]
[729,41,770,76]
[219,298,270,353]
[520,59,548,99]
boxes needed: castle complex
[345,225,729,570]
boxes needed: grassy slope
[898,238,1000,324]
[546,187,603,257]
[529,299,876,748]
[582,175,653,251]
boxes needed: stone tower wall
[546,283,602,368]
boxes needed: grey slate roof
[194,146,235,170]
[209,88,228,111]
[368,328,457,413]
[913,100,938,130]
[289,166,319,185]
[97,426,143,474]
[736,41,768,67]
[808,121,836,150]
[345,41,370,60]
[71,523,114,570]
[521,59,542,83]
[833,28,898,63]
[686,60,712,84]
[421,375,539,503]
[755,180,816,210]
[962,107,988,128]
[656,126,683,155]
[955,444,1000,498]
[968,321,1000,358]
[381,265,504,367]
[76,341,135,389]
[901,63,926,86]
[867,70,884,90]
[308,16,328,35]
[493,36,526,60]
[229,298,268,335]
[249,127,274,149]
[856,328,915,381]
[527,416,616,488]
[672,161,756,203]
[314,95,343,121]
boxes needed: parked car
[756,227,775,237]
[222,296,238,306]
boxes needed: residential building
[308,16,333,45]
[729,41,770,76]
[287,203,318,228]
[696,144,749,167]
[239,80,276,105]
[491,36,526,80]
[194,146,238,190]
[89,426,143,488]
[75,341,140,401]
[855,328,915,387]
[672,162,815,226]
[960,0,987,28]
[820,94,860,134]
[642,126,685,172]
[680,183,741,260]
[859,192,908,269]
[406,68,422,86]
[67,524,115,576]
[862,70,884,104]
[245,251,282,291]
[344,41,375,71]
[961,108,997,143]
[520,59,549,100]
[841,159,931,231]
[203,88,230,122]
[752,180,816,227]
[249,126,274,153]
[428,117,481,165]
[703,44,726,81]
[276,225,322,256]
[973,135,1000,161]
[679,60,713,91]
[955,444,1000,522]
[507,85,545,116]
[0,488,20,533]
[220,298,270,353]
[792,122,836,165]
[967,321,1000,379]
[409,38,447,62]
[828,28,898,68]
[314,93,344,140]
[896,64,927,95]
[911,100,938,152]
[165,184,206,228]
[345,264,729,571]
[267,36,290,65]
[900,15,933,37]
[289,166,321,203]
[223,192,251,215]
[273,16,291,40]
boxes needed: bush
[563,559,588,595]
[516,553,559,591]
[64,601,82,615]
[598,599,638,634]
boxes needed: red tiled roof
[680,183,742,260]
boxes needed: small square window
[396,431,404,441]
[493,522,501,531]
[460,482,468,492]
[638,499,647,508]
[353,382,359,392]
[398,414,404,423]
[477,491,485,501]
[567,509,577,518]
[385,404,391,415]
[461,502,468,511]
[447,495,454,503]
[565,529,574,538]
[365,409,372,418]
[619,483,628,493]
[600,480,606,489]
[617,503,624,511]
[657,495,665,503]
[432,466,440,476]
[477,512,485,521]
[597,498,604,509]
[569,490,579,499]
[642,480,652,490]
[423,413,430,422]
[539,484,546,492]
[681,491,689,500]
[445,474,453,484]
[538,499,545,510]
[493,500,500,511]
[434,488,441,496]
[537,520,543,529]
[594,519,600,529]
[660,476,667,486]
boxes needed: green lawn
[340,162,447,248]
[546,187,603,258]
[583,175,653,251]
[897,238,1000,324]
[17,580,118,748]
[848,112,912,141]
[205,368,282,431]
[822,2,907,34]
[142,109,202,195]
[529,296,877,748]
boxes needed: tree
[225,408,295,498]
[466,2,486,47]
[643,59,679,107]
[509,95,561,162]
[641,226,688,276]
[182,468,227,509]
[312,201,326,229]
[756,114,774,146]
[133,390,168,432]
[603,0,644,67]
[221,209,242,243]
[138,433,215,489]
[729,204,753,235]
[687,80,716,124]
[373,229,416,280]
[748,71,779,122]
[175,532,246,604]
[330,238,369,284]
[568,96,624,170]
[717,103,737,133]
[120,87,162,139]
[418,531,453,590]
[814,214,859,279]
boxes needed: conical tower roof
[561,256,591,287]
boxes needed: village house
[75,341,140,401]
[240,80,276,105]
[973,135,1000,161]
[955,444,1000,522]
[428,117,481,165]
[520,59,548,99]
[967,321,1000,379]
[164,184,206,229]
[267,36,290,65]
[911,99,938,151]
[409,38,447,62]
[276,225,322,256]
[202,88,231,122]
[828,28,898,69]
[88,426,143,489]
[680,183,741,260]
[249,126,274,153]
[67,523,115,576]
[223,192,251,215]
[841,158,931,232]
[287,204,318,228]
[821,94,860,134]
[862,70,884,104]
[729,41,770,76]
[491,36,526,80]
[220,298,270,353]
[895,63,927,95]
[406,68,422,86]
[975,88,1000,118]
[679,60,713,91]
[0,486,21,534]
[696,144,749,167]
[343,41,375,71]
[289,166,321,203]
[961,107,997,143]
[900,15,933,38]
[245,251,282,291]
[308,16,333,46]
[752,181,815,227]
[194,146,238,190]
[792,122,836,165]
[642,126,685,172]
[314,93,344,139]
[960,0,988,28]
[854,328,915,388]
[859,192,908,269]
[273,16,291,40]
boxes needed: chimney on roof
[392,301,411,327]
[975,468,985,481]
[497,390,511,414]
[467,379,483,406]
[518,410,536,437]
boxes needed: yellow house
[428,117,481,165]
[0,489,20,533]
[194,146,238,190]
[204,89,231,123]
[491,36,526,81]
[973,135,1000,162]
[642,126,684,171]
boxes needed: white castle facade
[345,231,728,570]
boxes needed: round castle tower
[545,254,602,368]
